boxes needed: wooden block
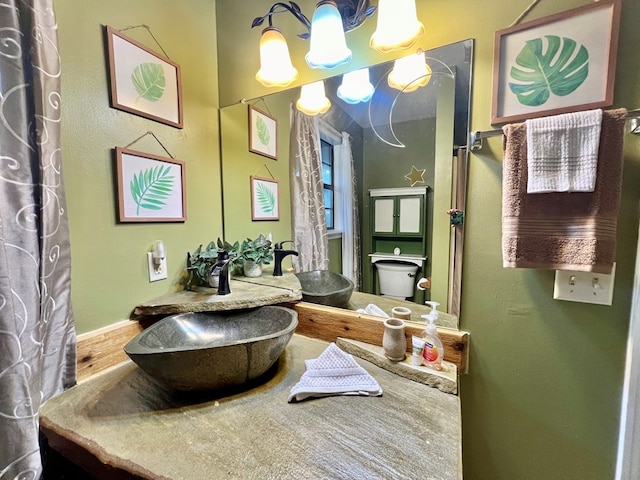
[287,301,470,373]
[76,320,143,382]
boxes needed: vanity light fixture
[296,80,331,115]
[387,51,432,93]
[337,67,374,104]
[305,1,352,69]
[256,27,299,87]
[370,0,424,53]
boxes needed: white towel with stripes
[526,109,603,193]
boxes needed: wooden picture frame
[115,147,186,222]
[250,176,279,221]
[491,0,620,124]
[248,105,278,160]
[106,26,184,128]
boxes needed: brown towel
[502,108,627,274]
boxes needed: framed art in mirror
[250,175,279,221]
[491,0,620,124]
[106,26,183,128]
[249,105,278,160]
[115,147,186,223]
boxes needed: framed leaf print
[116,147,186,222]
[250,176,279,221]
[249,105,278,160]
[106,26,183,128]
[491,0,620,124]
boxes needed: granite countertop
[41,335,462,480]
[133,269,302,317]
[347,291,459,329]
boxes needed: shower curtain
[289,108,329,272]
[338,132,361,289]
[0,1,76,477]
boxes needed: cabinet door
[397,196,423,235]
[373,197,395,233]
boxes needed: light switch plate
[553,263,616,305]
[147,252,167,282]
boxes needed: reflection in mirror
[219,39,473,327]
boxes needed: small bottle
[421,301,443,371]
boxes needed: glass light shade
[296,81,331,115]
[337,68,374,104]
[370,0,425,53]
[305,1,352,69]
[255,27,299,87]
[387,52,432,93]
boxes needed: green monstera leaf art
[131,62,166,103]
[508,35,589,107]
[130,165,175,216]
[256,115,271,148]
[256,182,276,214]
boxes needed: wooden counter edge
[286,302,470,374]
[75,302,470,381]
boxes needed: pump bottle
[421,301,443,371]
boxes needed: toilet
[369,253,426,300]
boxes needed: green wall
[56,0,222,333]
[216,1,640,479]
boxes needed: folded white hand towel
[287,343,383,402]
[526,109,602,193]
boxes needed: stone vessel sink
[124,306,298,391]
[295,270,354,307]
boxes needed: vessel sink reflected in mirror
[295,270,354,307]
[124,306,298,391]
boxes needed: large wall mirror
[219,39,473,326]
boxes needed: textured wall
[56,0,221,333]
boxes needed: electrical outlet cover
[147,252,167,282]
[553,263,616,305]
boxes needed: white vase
[382,318,407,362]
[243,260,263,278]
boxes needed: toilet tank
[375,261,420,299]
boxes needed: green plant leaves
[256,182,276,213]
[131,63,166,102]
[129,165,174,215]
[508,35,589,107]
[256,115,270,146]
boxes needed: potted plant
[186,238,239,289]
[237,234,273,277]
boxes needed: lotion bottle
[421,301,443,371]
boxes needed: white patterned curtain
[0,1,76,477]
[338,132,361,289]
[289,108,329,272]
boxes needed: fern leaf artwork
[129,165,175,216]
[131,62,166,103]
[508,35,589,107]
[256,115,271,147]
[256,182,276,214]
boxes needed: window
[320,138,335,230]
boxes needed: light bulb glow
[296,81,331,115]
[337,68,374,104]
[370,0,424,53]
[305,2,352,69]
[388,52,432,92]
[255,27,299,87]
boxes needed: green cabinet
[371,188,426,237]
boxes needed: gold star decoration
[404,165,426,186]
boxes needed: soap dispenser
[421,301,443,371]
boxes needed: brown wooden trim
[76,320,143,382]
[286,302,470,373]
